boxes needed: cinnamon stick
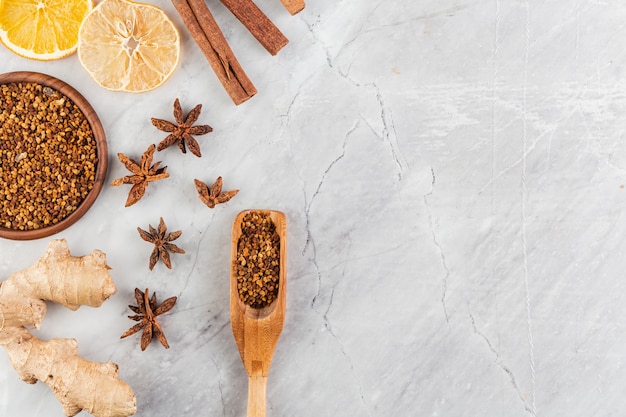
[219,0,288,55]
[279,0,305,15]
[172,0,257,105]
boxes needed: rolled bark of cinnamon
[172,0,257,105]
[279,0,305,15]
[220,0,288,56]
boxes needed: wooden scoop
[230,210,287,417]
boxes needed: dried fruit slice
[77,0,180,93]
[0,0,92,60]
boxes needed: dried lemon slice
[0,0,92,60]
[77,0,180,93]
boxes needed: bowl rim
[0,71,107,240]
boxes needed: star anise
[137,217,185,270]
[151,98,213,157]
[194,176,239,208]
[110,143,169,207]
[121,288,177,351]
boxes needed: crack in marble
[304,241,373,415]
[209,354,227,417]
[301,191,371,416]
[281,89,302,123]
[279,69,322,126]
[320,235,352,319]
[321,305,374,417]
[302,127,350,256]
[374,84,406,181]
[322,285,336,325]
[303,13,334,69]
[304,124,355,311]
[306,13,408,182]
[308,254,323,309]
[381,3,472,27]
[301,2,407,186]
[183,217,214,294]
[423,167,450,323]
[339,3,472,56]
[396,367,420,404]
[197,318,230,349]
[214,316,230,335]
[304,10,407,183]
[469,313,535,415]
[198,307,228,332]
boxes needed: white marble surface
[1,0,625,416]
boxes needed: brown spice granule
[0,82,97,230]
[235,211,280,308]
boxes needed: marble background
[1,0,625,416]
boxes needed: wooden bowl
[0,71,107,240]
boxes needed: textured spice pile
[235,211,281,308]
[0,82,97,230]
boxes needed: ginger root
[0,239,136,417]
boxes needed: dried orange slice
[0,0,92,60]
[77,0,180,93]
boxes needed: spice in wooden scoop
[234,211,281,308]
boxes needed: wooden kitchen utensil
[230,210,286,417]
[0,71,107,240]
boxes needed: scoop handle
[247,375,268,417]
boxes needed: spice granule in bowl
[0,71,107,240]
